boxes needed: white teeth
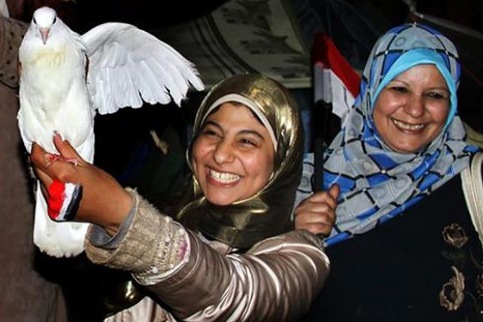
[209,169,240,183]
[393,119,425,130]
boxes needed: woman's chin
[385,138,428,154]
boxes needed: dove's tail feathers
[33,181,88,258]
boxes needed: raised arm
[85,190,330,322]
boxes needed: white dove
[17,6,204,258]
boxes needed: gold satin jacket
[85,190,330,322]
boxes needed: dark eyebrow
[202,120,221,130]
[389,78,449,92]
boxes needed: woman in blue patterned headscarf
[321,23,479,246]
[299,23,483,322]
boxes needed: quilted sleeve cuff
[85,188,189,279]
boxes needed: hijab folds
[177,74,304,249]
[323,23,479,246]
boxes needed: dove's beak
[40,28,50,45]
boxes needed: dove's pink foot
[45,153,60,168]
[45,153,78,167]
[47,180,83,221]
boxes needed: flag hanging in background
[313,32,360,123]
[307,32,361,194]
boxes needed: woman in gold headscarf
[30,74,335,322]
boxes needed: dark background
[6,2,482,320]
[9,0,483,178]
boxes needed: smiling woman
[297,23,483,322]
[373,64,450,153]
[191,102,275,206]
[29,73,335,322]
[176,74,311,248]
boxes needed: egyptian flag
[311,32,361,191]
[47,180,83,221]
[313,32,360,122]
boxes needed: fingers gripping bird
[17,6,204,258]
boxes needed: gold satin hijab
[177,74,304,249]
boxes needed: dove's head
[32,7,58,45]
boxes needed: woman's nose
[213,140,234,164]
[403,94,425,118]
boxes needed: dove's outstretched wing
[81,22,204,114]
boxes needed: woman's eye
[240,138,257,147]
[201,129,219,137]
[426,91,447,100]
[389,86,408,93]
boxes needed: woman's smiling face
[373,64,450,153]
[191,102,275,206]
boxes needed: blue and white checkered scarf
[323,23,479,247]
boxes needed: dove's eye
[53,17,57,24]
[33,18,37,25]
